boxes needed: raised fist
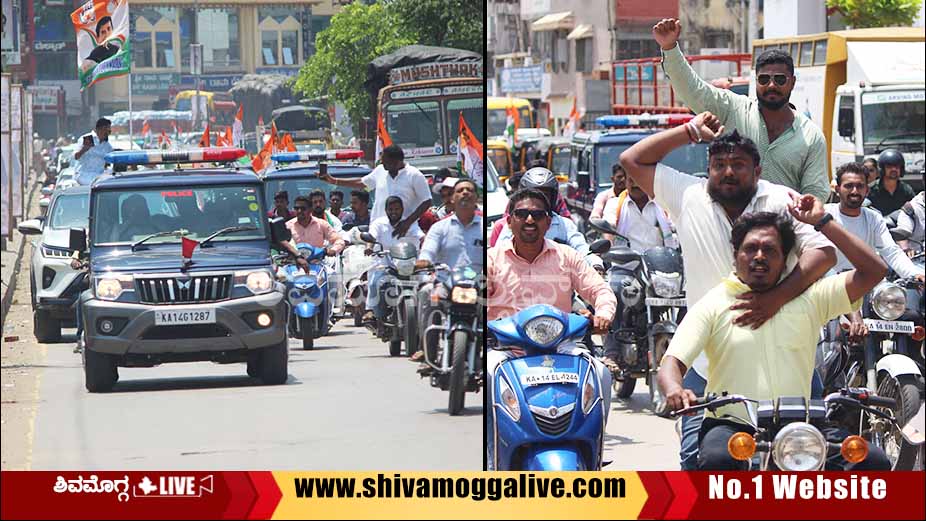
[653,18,682,51]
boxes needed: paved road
[603,380,681,470]
[2,261,482,470]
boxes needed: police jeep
[71,147,291,392]
[564,114,710,235]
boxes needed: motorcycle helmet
[520,167,559,191]
[877,149,905,176]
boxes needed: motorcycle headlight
[523,316,564,347]
[452,287,478,304]
[395,258,416,277]
[94,275,133,300]
[772,422,827,471]
[235,270,274,295]
[497,373,521,421]
[872,282,906,320]
[580,364,598,415]
[651,271,683,298]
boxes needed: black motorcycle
[421,265,484,415]
[589,218,686,417]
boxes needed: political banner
[71,0,131,91]
[11,83,22,219]
[1,74,9,237]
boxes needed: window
[135,31,153,67]
[799,41,813,67]
[156,32,174,68]
[259,7,304,67]
[575,38,592,73]
[132,8,178,70]
[813,39,827,65]
[197,8,241,70]
[36,54,78,81]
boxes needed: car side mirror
[41,186,53,196]
[17,219,44,235]
[69,227,87,253]
[837,108,854,139]
[589,239,611,255]
[269,217,291,244]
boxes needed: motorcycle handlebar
[864,395,898,409]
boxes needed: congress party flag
[71,0,131,91]
[456,113,483,188]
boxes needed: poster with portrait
[71,0,131,91]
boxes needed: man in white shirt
[825,162,923,340]
[602,173,677,252]
[75,118,114,185]
[319,145,431,239]
[363,196,424,324]
[619,111,836,469]
[896,191,925,254]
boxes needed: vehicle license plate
[864,319,914,334]
[520,372,579,387]
[154,309,216,326]
[645,297,687,307]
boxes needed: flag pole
[126,0,133,148]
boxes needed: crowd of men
[485,18,924,471]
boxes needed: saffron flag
[71,0,131,91]
[564,97,581,138]
[456,113,484,188]
[375,111,392,162]
[232,104,243,147]
[250,126,276,174]
[140,120,150,145]
[199,123,210,148]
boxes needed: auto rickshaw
[487,139,513,185]
[533,137,571,183]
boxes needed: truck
[363,45,483,176]
[752,28,925,190]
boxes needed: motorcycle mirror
[359,232,376,244]
[357,225,369,234]
[269,217,292,244]
[890,227,912,241]
[588,217,617,235]
[589,239,611,255]
[901,402,925,446]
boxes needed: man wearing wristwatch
[619,111,837,470]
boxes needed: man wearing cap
[420,177,457,233]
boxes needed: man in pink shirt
[590,163,627,219]
[286,195,346,257]
[486,188,617,468]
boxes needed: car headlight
[94,274,133,300]
[235,270,274,295]
[452,286,478,304]
[651,271,683,298]
[581,364,598,415]
[395,258,416,277]
[872,282,906,320]
[772,422,827,471]
[523,316,565,347]
[497,373,521,421]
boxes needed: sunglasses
[293,206,310,212]
[512,209,550,221]
[757,73,790,87]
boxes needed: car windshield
[550,146,570,176]
[92,184,268,246]
[446,98,485,143]
[385,101,442,153]
[50,194,90,230]
[487,161,499,193]
[273,108,330,132]
[861,92,925,154]
[595,142,709,187]
[264,174,375,211]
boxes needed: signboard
[1,0,21,65]
[11,84,22,219]
[1,74,10,237]
[614,64,655,82]
[255,67,300,77]
[132,73,180,95]
[443,85,484,96]
[38,80,81,116]
[27,85,63,113]
[33,41,73,52]
[388,62,483,86]
[862,90,926,105]
[389,88,442,100]
[179,74,244,91]
[500,66,543,94]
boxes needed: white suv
[17,185,90,342]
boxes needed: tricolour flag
[564,97,581,138]
[232,104,243,147]
[504,102,519,148]
[375,111,392,162]
[457,113,484,188]
[71,0,131,91]
[140,120,151,146]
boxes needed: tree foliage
[293,0,484,132]
[292,2,415,133]
[826,0,923,29]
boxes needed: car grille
[136,275,233,304]
[532,409,574,436]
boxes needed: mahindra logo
[177,279,192,290]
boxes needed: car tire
[83,347,117,393]
[259,340,289,385]
[389,339,402,357]
[34,309,62,343]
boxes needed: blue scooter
[276,244,332,350]
[488,304,606,470]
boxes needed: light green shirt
[661,45,831,203]
[664,272,860,421]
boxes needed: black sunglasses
[757,73,790,86]
[512,209,550,221]
[293,206,310,212]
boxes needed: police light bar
[106,147,248,166]
[596,114,694,128]
[271,150,365,163]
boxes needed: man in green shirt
[653,18,831,203]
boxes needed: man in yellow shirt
[657,196,891,470]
